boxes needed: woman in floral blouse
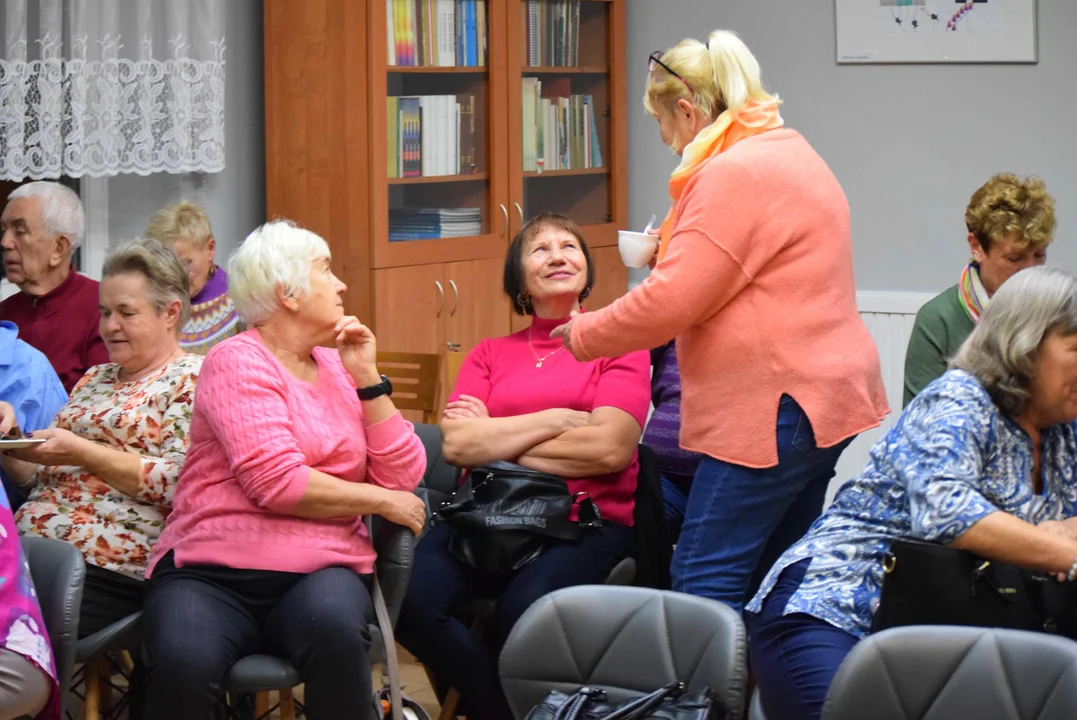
[4,238,201,640]
[747,267,1077,720]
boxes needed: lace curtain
[0,0,226,180]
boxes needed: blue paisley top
[746,369,1077,638]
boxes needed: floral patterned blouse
[15,355,202,581]
[747,369,1077,638]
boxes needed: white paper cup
[618,230,659,268]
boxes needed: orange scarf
[656,99,785,261]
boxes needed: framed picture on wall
[835,0,1037,64]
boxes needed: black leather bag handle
[552,682,684,720]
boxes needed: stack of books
[389,207,482,241]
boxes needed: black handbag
[872,539,1077,637]
[526,682,727,720]
[435,461,602,573]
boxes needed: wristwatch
[357,374,393,401]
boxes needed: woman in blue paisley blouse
[746,266,1077,720]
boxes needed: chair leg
[120,650,136,675]
[437,690,461,720]
[279,688,297,720]
[253,692,270,719]
[83,656,108,720]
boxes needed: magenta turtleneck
[448,314,651,526]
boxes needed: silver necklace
[528,325,564,368]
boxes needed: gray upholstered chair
[22,536,87,717]
[822,625,1077,720]
[499,585,748,720]
[412,421,457,529]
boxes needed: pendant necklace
[528,325,564,368]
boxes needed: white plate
[0,439,45,449]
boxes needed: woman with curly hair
[903,173,1057,405]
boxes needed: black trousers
[142,552,375,720]
[80,563,144,639]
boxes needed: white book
[419,97,432,177]
[387,0,396,65]
[437,0,454,67]
[442,95,451,176]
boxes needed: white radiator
[827,291,937,503]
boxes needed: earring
[579,287,591,300]
[517,292,531,309]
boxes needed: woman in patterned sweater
[747,267,1077,720]
[145,201,244,354]
[4,238,201,639]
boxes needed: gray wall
[626,1,1076,293]
[107,0,265,261]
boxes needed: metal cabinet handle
[514,202,524,224]
[499,203,509,239]
[449,280,459,317]
[435,280,444,318]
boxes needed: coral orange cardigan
[570,129,889,468]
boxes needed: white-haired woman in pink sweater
[141,220,427,720]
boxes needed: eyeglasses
[648,51,693,97]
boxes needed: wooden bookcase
[265,0,627,404]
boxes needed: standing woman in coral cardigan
[553,29,889,613]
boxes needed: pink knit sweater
[147,330,426,577]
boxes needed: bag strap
[368,517,403,720]
[553,687,605,720]
[601,682,684,720]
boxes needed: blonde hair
[102,238,191,331]
[965,174,1056,252]
[145,201,214,248]
[643,29,779,145]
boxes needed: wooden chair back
[444,350,467,399]
[377,351,442,424]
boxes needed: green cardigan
[903,284,975,407]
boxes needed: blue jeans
[670,395,852,614]
[746,559,859,720]
[661,474,690,543]
[396,521,634,720]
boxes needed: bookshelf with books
[265,0,627,412]
[370,0,506,272]
[369,0,513,406]
[510,0,626,245]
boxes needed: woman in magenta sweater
[396,212,650,720]
[553,31,888,614]
[141,220,427,720]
